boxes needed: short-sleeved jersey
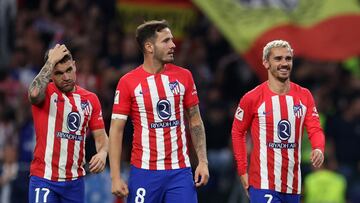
[232,82,325,194]
[30,82,105,181]
[112,64,199,170]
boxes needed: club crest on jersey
[81,100,91,116]
[169,81,180,95]
[293,104,303,118]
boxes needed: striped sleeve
[232,94,254,175]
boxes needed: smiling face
[152,28,176,64]
[52,59,76,92]
[263,47,293,83]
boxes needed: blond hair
[263,40,293,60]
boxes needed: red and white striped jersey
[112,64,199,170]
[30,83,105,181]
[232,82,325,194]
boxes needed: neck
[143,56,165,74]
[268,76,290,95]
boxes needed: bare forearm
[190,122,208,163]
[109,135,123,179]
[94,130,109,154]
[28,61,54,104]
[96,140,109,154]
[186,105,208,163]
[109,119,126,180]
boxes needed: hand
[240,173,249,198]
[47,44,70,65]
[111,177,129,197]
[89,150,107,173]
[311,149,324,168]
[194,161,209,187]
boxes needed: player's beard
[154,47,174,64]
[59,81,75,92]
[270,65,291,82]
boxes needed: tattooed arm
[185,104,209,187]
[28,60,54,105]
[28,44,70,105]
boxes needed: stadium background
[0,0,359,202]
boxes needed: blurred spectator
[215,52,259,103]
[204,24,232,73]
[326,95,360,179]
[304,157,347,203]
[75,51,100,92]
[0,0,17,67]
[0,144,19,203]
[8,45,38,89]
[326,95,360,203]
[202,97,235,202]
[0,95,18,162]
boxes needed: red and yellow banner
[117,0,196,39]
[193,0,360,80]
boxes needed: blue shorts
[249,187,300,203]
[127,166,197,203]
[29,176,84,203]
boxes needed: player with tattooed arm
[28,44,109,203]
[109,20,209,203]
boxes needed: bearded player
[28,44,108,203]
[232,40,325,203]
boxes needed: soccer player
[231,40,325,203]
[109,20,209,203]
[28,44,109,203]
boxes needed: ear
[263,59,270,69]
[144,41,154,54]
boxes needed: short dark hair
[136,20,169,53]
[44,49,73,65]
